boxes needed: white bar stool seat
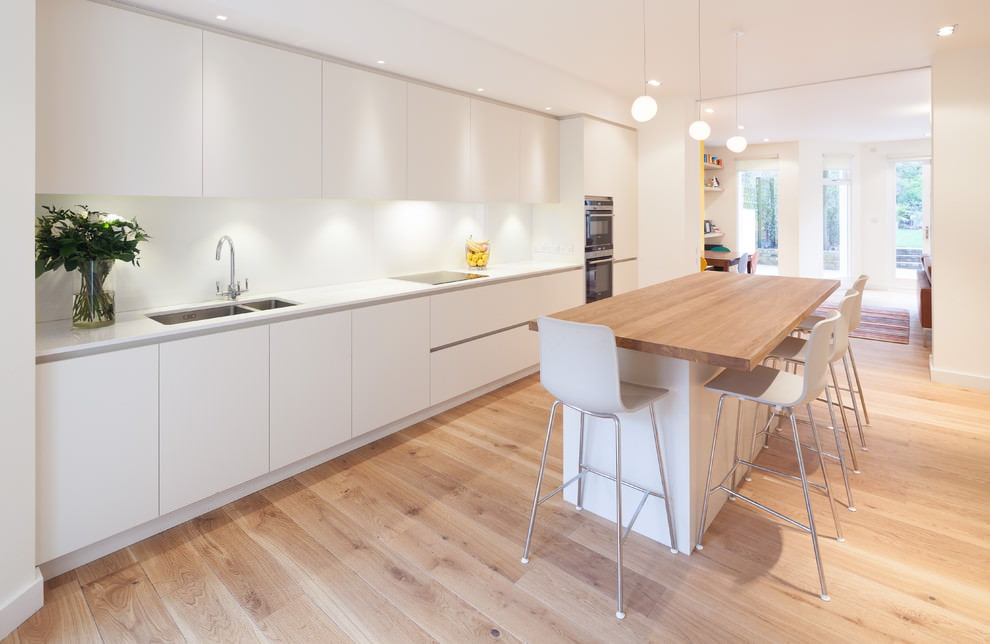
[522,316,677,620]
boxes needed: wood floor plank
[257,595,351,644]
[158,570,268,643]
[3,573,102,644]
[226,489,435,643]
[130,523,214,596]
[269,477,525,644]
[81,563,185,643]
[185,508,303,622]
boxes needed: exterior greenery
[741,170,777,264]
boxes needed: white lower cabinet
[613,259,639,295]
[430,325,538,404]
[352,298,430,436]
[36,345,160,562]
[159,325,269,515]
[270,311,352,470]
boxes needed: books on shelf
[703,153,723,168]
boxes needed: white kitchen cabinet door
[430,325,538,405]
[407,84,472,202]
[36,345,159,563]
[519,111,560,204]
[352,298,430,436]
[204,32,322,198]
[586,121,638,260]
[613,259,640,295]
[159,326,269,515]
[36,0,202,196]
[469,100,520,203]
[270,311,352,470]
[323,63,407,200]
[430,269,583,349]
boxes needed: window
[737,158,779,273]
[822,158,852,277]
[894,159,930,278]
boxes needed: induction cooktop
[392,270,489,285]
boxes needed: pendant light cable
[688,0,710,140]
[726,28,747,152]
[631,0,658,122]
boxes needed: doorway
[738,169,778,273]
[893,158,931,280]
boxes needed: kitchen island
[534,271,839,552]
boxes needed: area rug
[812,304,910,344]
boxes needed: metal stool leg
[841,354,868,450]
[522,400,561,564]
[649,404,678,554]
[828,363,861,473]
[613,417,625,619]
[696,394,728,551]
[575,412,587,510]
[846,343,870,426]
[788,408,831,602]
[823,386,856,511]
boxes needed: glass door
[823,167,851,277]
[738,169,778,274]
[894,159,931,279]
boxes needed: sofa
[918,254,932,345]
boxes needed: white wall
[34,196,539,321]
[0,1,44,638]
[930,46,990,390]
[637,95,700,286]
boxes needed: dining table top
[536,271,840,371]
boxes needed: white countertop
[37,261,581,362]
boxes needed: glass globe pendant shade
[726,135,748,153]
[631,95,658,122]
[688,119,711,141]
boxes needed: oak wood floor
[7,307,990,643]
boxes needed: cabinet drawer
[430,325,538,405]
[430,269,582,348]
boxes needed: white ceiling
[116,0,990,145]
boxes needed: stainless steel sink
[147,303,254,325]
[240,297,298,311]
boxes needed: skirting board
[0,568,43,640]
[930,355,990,391]
[39,364,539,579]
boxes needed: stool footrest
[714,484,813,535]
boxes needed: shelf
[704,186,723,192]
[704,162,723,170]
[704,231,723,238]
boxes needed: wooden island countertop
[534,271,840,371]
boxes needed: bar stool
[764,289,861,510]
[696,312,843,601]
[798,274,871,432]
[522,316,677,619]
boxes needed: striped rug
[813,304,911,344]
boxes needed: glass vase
[73,259,116,328]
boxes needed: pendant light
[630,0,657,122]
[688,0,710,141]
[725,28,748,153]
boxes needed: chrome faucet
[215,235,248,300]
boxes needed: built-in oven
[584,195,614,302]
[585,195,614,248]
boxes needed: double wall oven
[584,195,613,303]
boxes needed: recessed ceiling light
[476,88,485,92]
[648,79,661,87]
[763,138,770,142]
[936,24,956,37]
[737,124,745,130]
[704,107,715,114]
[376,60,385,65]
[545,107,552,111]
[216,14,228,21]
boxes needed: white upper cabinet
[519,111,560,204]
[323,63,408,200]
[36,0,202,196]
[584,119,638,260]
[469,100,520,203]
[203,32,322,198]
[407,84,472,202]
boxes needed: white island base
[561,348,749,554]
